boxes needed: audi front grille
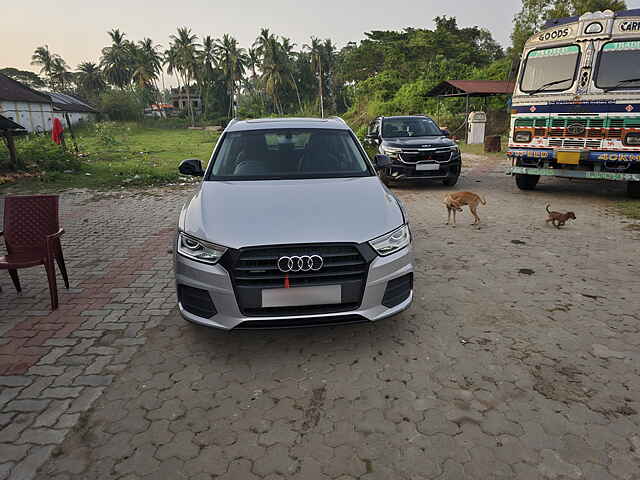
[221,243,375,317]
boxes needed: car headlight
[382,146,402,156]
[369,224,411,256]
[177,232,227,264]
[624,132,640,146]
[514,131,532,143]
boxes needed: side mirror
[179,158,204,177]
[373,154,393,170]
[441,129,451,138]
[365,133,379,145]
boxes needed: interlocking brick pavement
[1,188,187,479]
[2,158,640,479]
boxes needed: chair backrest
[3,195,60,254]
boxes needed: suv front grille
[399,149,452,163]
[223,244,374,317]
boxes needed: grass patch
[615,200,640,220]
[0,122,219,192]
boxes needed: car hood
[180,177,405,249]
[382,136,455,149]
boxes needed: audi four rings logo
[277,255,324,273]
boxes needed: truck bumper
[506,166,640,181]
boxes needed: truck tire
[628,181,640,199]
[515,174,540,191]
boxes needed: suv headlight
[514,131,532,143]
[177,232,227,264]
[369,224,411,256]
[624,132,640,146]
[381,146,402,156]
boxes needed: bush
[0,134,83,173]
[98,90,143,121]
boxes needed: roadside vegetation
[0,123,217,191]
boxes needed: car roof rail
[330,116,348,126]
[227,118,239,129]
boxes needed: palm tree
[31,45,68,89]
[305,37,325,117]
[199,36,218,116]
[215,34,248,117]
[101,29,134,89]
[76,62,106,99]
[169,27,200,125]
[280,37,303,111]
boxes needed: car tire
[442,175,459,187]
[515,174,540,191]
[628,181,640,199]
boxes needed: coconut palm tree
[215,34,248,117]
[49,57,71,91]
[101,28,134,89]
[169,27,200,125]
[76,62,106,100]
[31,45,67,89]
[199,36,218,116]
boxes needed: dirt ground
[4,152,640,479]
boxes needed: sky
[2,0,639,84]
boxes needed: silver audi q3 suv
[175,117,413,330]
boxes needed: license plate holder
[262,285,342,308]
[416,162,440,171]
[557,151,582,165]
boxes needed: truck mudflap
[506,166,640,181]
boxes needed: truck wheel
[515,174,540,191]
[442,175,459,187]
[628,181,640,199]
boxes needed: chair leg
[8,269,21,293]
[55,244,70,289]
[44,260,59,311]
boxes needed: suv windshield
[520,45,580,93]
[209,129,372,180]
[382,117,441,138]
[596,41,640,90]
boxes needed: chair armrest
[47,228,65,241]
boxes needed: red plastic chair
[0,195,69,310]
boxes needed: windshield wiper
[528,78,572,95]
[603,77,640,92]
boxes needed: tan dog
[444,192,487,225]
[545,204,576,228]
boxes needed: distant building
[171,87,202,114]
[0,73,98,132]
[0,73,54,133]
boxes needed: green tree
[216,34,248,117]
[100,29,135,89]
[76,62,106,101]
[0,68,46,89]
[169,27,200,125]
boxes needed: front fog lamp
[177,233,227,264]
[624,133,640,146]
[369,224,411,256]
[514,131,532,143]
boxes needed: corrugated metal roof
[47,92,98,113]
[0,114,27,133]
[0,73,52,104]
[426,80,516,97]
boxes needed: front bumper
[175,245,414,330]
[385,152,461,180]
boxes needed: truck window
[596,41,640,90]
[520,45,580,93]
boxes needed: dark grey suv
[365,115,462,186]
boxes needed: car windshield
[381,117,441,138]
[209,129,372,180]
[596,41,640,90]
[520,45,580,93]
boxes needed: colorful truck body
[506,9,640,197]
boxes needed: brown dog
[444,192,487,225]
[545,204,576,228]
